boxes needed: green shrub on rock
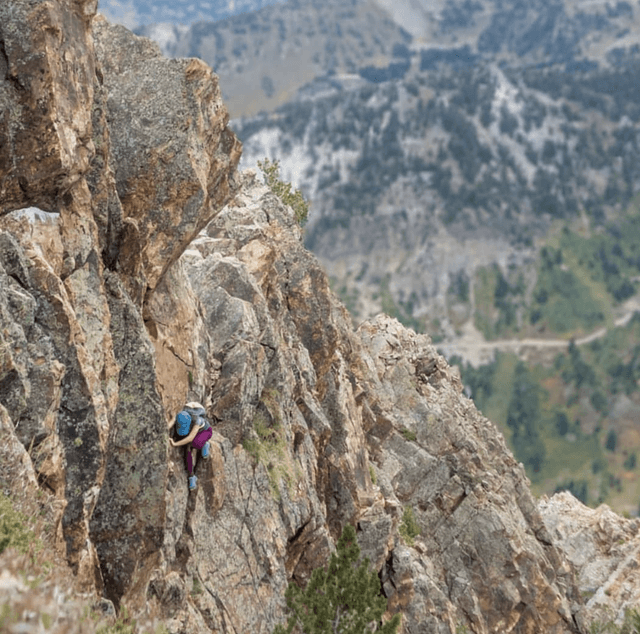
[274,524,401,634]
[0,493,35,555]
[258,158,310,227]
[399,506,420,546]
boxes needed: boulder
[92,17,242,302]
[540,491,640,630]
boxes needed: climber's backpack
[184,402,211,432]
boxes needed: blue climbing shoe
[202,441,211,459]
[188,475,197,491]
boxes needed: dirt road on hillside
[439,299,640,367]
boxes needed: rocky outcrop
[141,171,584,633]
[91,17,241,302]
[540,492,640,628]
[356,318,582,634]
[0,0,240,606]
[0,1,623,633]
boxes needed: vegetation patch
[529,245,606,334]
[473,264,524,340]
[473,265,498,340]
[0,492,35,556]
[447,269,472,329]
[400,427,417,442]
[337,283,360,318]
[258,157,310,227]
[588,606,640,634]
[191,576,203,597]
[378,275,423,332]
[399,506,421,546]
[96,606,137,634]
[454,312,640,511]
[504,360,547,474]
[273,524,401,634]
[243,388,301,500]
[471,210,640,343]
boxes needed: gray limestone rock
[89,271,168,605]
[0,0,96,214]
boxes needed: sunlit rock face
[0,2,615,633]
[91,17,242,302]
[147,173,584,633]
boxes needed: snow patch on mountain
[491,67,521,115]
[372,0,436,39]
[239,127,312,192]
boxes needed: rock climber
[168,402,212,491]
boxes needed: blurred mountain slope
[97,0,284,28]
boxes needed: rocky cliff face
[0,2,627,633]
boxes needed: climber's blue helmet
[176,411,192,436]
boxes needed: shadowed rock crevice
[89,272,167,606]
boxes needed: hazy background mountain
[105,0,640,512]
[97,0,284,28]
[133,0,640,116]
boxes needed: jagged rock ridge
[0,1,634,632]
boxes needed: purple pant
[186,427,213,475]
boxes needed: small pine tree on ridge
[274,524,401,634]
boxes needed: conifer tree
[274,524,401,634]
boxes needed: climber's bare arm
[169,425,199,447]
